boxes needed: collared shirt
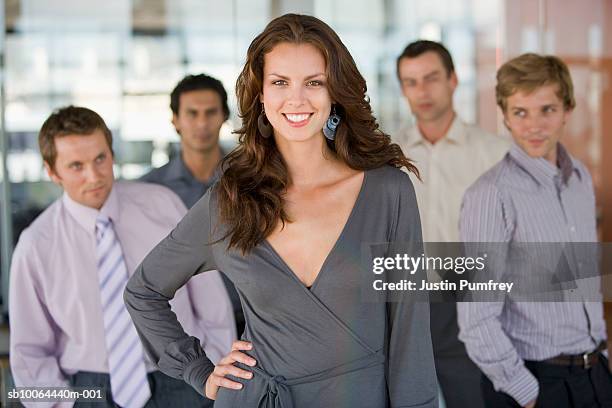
[141,152,223,209]
[457,143,607,406]
[9,181,236,408]
[394,116,510,242]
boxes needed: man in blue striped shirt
[458,53,611,408]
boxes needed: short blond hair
[496,53,575,113]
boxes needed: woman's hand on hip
[204,340,256,400]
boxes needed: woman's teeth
[285,113,310,122]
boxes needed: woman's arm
[386,171,438,407]
[124,190,219,396]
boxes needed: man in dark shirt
[142,74,228,207]
[142,74,244,335]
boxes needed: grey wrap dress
[125,165,437,407]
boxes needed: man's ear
[44,161,62,186]
[450,71,458,91]
[502,111,511,131]
[171,113,181,135]
[562,107,573,125]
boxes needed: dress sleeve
[9,234,75,408]
[124,190,219,396]
[386,172,438,407]
[161,184,237,365]
[457,183,539,406]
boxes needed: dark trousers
[481,354,612,408]
[69,370,213,407]
[430,302,486,408]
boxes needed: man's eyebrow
[424,70,441,79]
[400,69,440,82]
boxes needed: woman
[125,13,436,408]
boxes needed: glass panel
[313,0,503,136]
[1,0,275,268]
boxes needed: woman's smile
[283,113,313,127]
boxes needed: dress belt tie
[250,349,385,408]
[253,371,291,408]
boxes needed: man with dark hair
[9,106,235,408]
[142,74,244,336]
[396,39,456,82]
[394,40,509,408]
[143,74,229,208]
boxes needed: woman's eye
[272,80,287,86]
[307,80,322,86]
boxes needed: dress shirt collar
[162,153,192,182]
[62,183,120,234]
[403,114,466,148]
[508,142,582,186]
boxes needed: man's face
[173,89,226,155]
[45,130,114,209]
[398,51,457,123]
[504,84,571,163]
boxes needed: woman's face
[261,42,332,144]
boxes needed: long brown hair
[218,13,418,253]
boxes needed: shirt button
[569,226,576,232]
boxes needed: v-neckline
[263,170,369,292]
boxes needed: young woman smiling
[126,14,437,408]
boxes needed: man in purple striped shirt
[458,54,611,408]
[9,106,235,408]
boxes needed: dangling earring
[258,104,273,138]
[323,104,341,141]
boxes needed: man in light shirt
[9,106,235,408]
[458,54,611,408]
[394,40,509,408]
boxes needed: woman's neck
[275,133,344,189]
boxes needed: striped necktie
[95,215,151,408]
